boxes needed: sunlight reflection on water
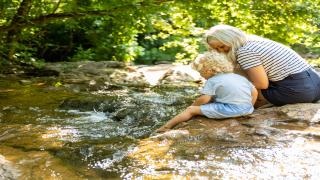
[125,144,320,179]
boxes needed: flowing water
[0,77,197,179]
[1,76,320,179]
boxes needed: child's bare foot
[155,126,171,133]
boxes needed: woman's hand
[245,65,269,89]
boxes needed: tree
[0,0,318,64]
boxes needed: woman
[204,24,320,106]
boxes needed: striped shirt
[236,38,311,81]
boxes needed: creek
[1,64,320,179]
[0,76,197,179]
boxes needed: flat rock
[0,155,20,179]
[278,103,320,123]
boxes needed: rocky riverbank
[1,61,320,179]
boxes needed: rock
[113,107,136,121]
[253,126,282,137]
[150,130,190,140]
[127,102,320,178]
[59,96,121,112]
[2,106,18,112]
[0,155,20,179]
[98,61,126,68]
[48,61,125,73]
[63,78,88,84]
[19,79,32,85]
[135,64,203,86]
[24,68,59,77]
[0,62,59,78]
[159,65,203,84]
[136,64,172,85]
[0,146,95,179]
[39,62,206,88]
[278,103,320,123]
[109,69,147,86]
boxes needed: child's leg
[156,106,203,132]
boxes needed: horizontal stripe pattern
[236,39,310,81]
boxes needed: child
[156,51,258,132]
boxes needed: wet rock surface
[127,103,320,178]
[278,103,320,123]
[0,155,20,180]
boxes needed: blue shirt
[200,73,254,105]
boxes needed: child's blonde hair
[191,51,234,76]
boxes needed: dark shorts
[261,68,320,106]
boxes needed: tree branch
[52,0,62,14]
[0,9,122,32]
[0,0,174,33]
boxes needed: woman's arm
[192,95,212,106]
[245,65,269,89]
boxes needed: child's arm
[251,86,258,105]
[192,95,212,106]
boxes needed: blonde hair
[191,51,234,76]
[204,24,248,62]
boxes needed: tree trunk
[6,0,32,61]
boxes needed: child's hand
[155,126,171,133]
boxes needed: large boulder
[44,62,203,88]
[278,103,320,123]
[126,102,320,178]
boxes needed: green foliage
[54,81,63,87]
[136,6,205,64]
[69,46,95,62]
[34,20,92,62]
[307,58,320,67]
[10,42,46,67]
[0,0,319,64]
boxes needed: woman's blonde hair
[204,24,248,62]
[191,51,234,76]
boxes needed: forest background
[0,0,319,67]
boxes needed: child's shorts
[200,102,254,119]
